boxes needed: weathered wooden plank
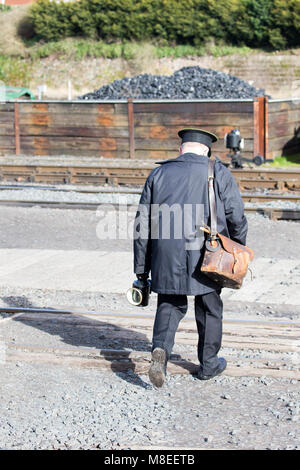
[18,102,49,114]
[134,138,253,151]
[0,136,16,146]
[268,100,300,113]
[97,150,130,158]
[19,113,51,126]
[133,149,253,160]
[0,148,16,156]
[268,109,300,125]
[134,138,178,151]
[0,111,14,123]
[134,150,177,160]
[268,122,300,139]
[0,124,15,135]
[47,103,128,115]
[18,103,128,115]
[14,316,297,349]
[133,101,254,114]
[268,135,299,151]
[19,112,129,127]
[134,125,253,140]
[0,103,15,112]
[49,103,114,115]
[0,164,36,172]
[96,113,129,127]
[20,135,129,151]
[18,145,131,158]
[6,346,299,380]
[19,125,129,138]
[134,112,254,127]
[19,123,253,140]
[16,101,255,114]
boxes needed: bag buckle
[205,237,219,252]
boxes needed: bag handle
[208,158,218,240]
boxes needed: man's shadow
[282,127,300,159]
[3,296,197,388]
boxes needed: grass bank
[267,155,300,167]
[0,6,299,101]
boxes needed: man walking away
[133,128,248,387]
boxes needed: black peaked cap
[178,128,218,147]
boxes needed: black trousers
[152,291,223,375]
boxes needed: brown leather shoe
[149,347,167,388]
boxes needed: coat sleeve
[133,175,152,275]
[218,165,248,246]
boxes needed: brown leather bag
[200,159,254,289]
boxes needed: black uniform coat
[133,153,248,295]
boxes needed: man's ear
[179,145,182,155]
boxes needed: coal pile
[79,66,267,100]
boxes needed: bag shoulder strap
[208,157,217,239]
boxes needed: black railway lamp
[225,129,264,168]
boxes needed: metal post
[127,98,135,159]
[14,102,20,155]
[253,96,266,161]
[264,97,269,160]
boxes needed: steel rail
[0,199,298,221]
[0,182,299,200]
[0,306,299,326]
[0,183,299,200]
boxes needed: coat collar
[156,152,209,165]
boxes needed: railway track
[1,307,299,381]
[0,199,298,221]
[0,183,298,202]
[0,183,298,219]
[0,158,299,191]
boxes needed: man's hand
[137,273,149,283]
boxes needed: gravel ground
[244,200,300,210]
[0,187,141,205]
[0,205,299,450]
[0,205,299,256]
[0,363,298,450]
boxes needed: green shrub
[270,0,300,48]
[29,0,300,50]
[0,5,11,12]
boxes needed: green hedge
[30,0,300,49]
